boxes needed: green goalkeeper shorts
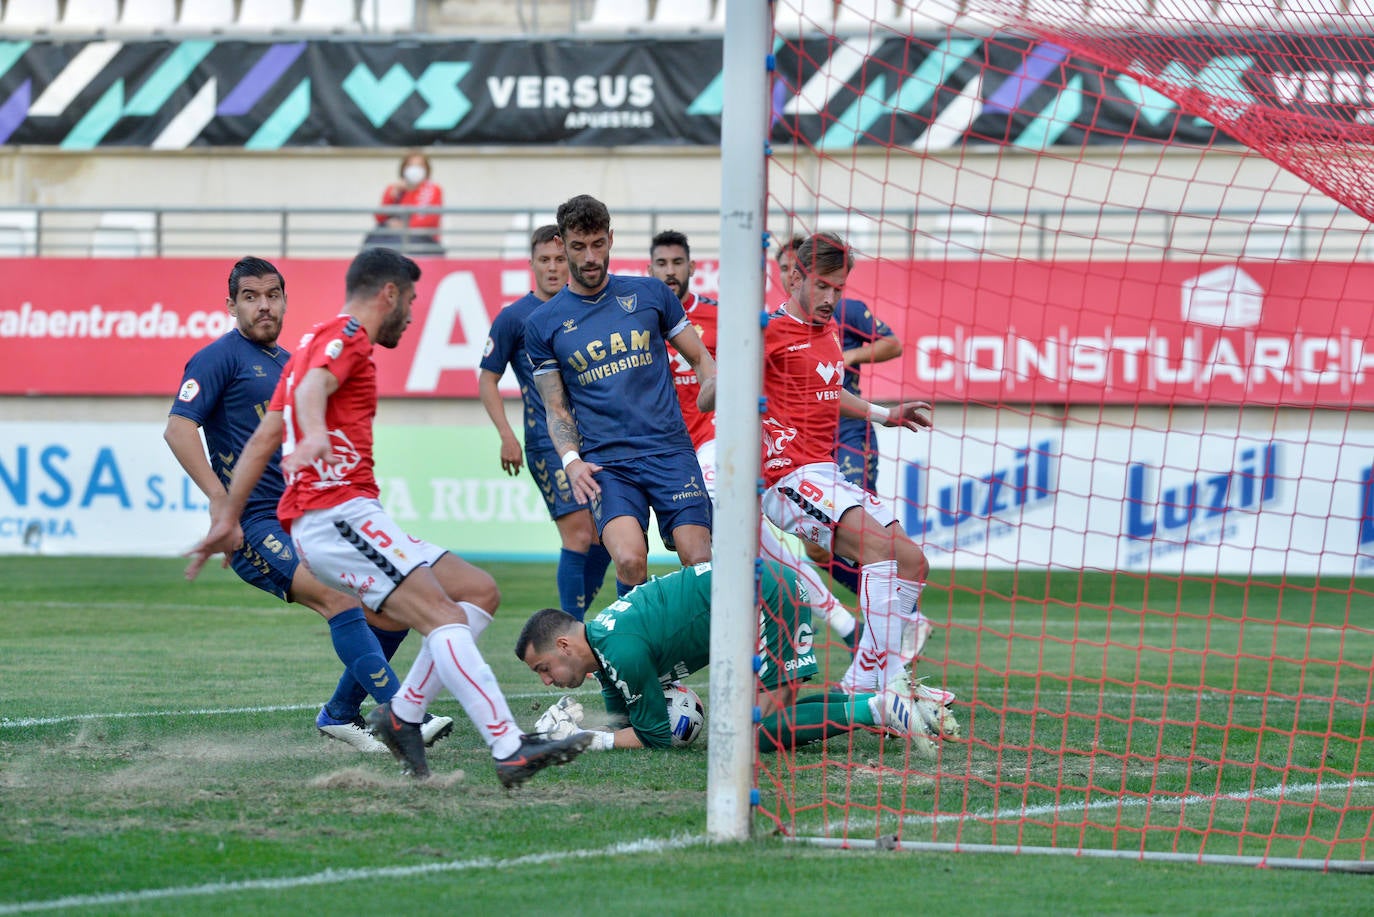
[756,559,819,689]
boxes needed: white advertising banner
[2,420,1371,575]
[876,424,1374,577]
[0,421,676,561]
[0,422,209,556]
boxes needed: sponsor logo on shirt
[482,337,495,358]
[326,339,344,360]
[177,378,200,402]
[815,360,844,385]
[561,318,579,334]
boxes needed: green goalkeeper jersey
[587,559,816,748]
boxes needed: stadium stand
[89,210,157,258]
[174,0,235,31]
[777,0,841,34]
[834,0,902,30]
[0,210,38,257]
[2,0,59,30]
[118,0,178,31]
[56,0,119,32]
[358,0,418,32]
[236,0,296,31]
[298,0,363,32]
[651,0,715,30]
[1020,0,1091,27]
[580,0,651,30]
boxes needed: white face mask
[402,164,427,185]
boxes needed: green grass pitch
[1,556,1370,915]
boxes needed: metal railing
[0,203,1368,262]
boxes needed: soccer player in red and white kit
[761,232,951,718]
[653,230,859,648]
[186,248,591,785]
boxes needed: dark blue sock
[322,608,399,720]
[583,543,613,613]
[831,556,861,595]
[327,625,409,719]
[557,548,589,619]
[371,624,408,661]
[616,578,634,598]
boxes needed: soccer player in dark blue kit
[776,235,904,597]
[525,195,716,594]
[479,225,612,619]
[164,256,451,752]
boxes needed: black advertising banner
[0,32,1370,149]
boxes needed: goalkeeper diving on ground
[514,560,960,755]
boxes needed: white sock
[842,620,884,693]
[426,623,521,759]
[391,640,442,723]
[758,522,856,638]
[841,560,920,693]
[458,601,493,640]
[894,576,930,669]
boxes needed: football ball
[664,683,704,747]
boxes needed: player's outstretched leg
[366,701,431,778]
[317,707,387,753]
[494,732,596,789]
[869,683,938,759]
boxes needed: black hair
[556,194,612,238]
[530,223,560,254]
[346,247,421,300]
[775,234,807,264]
[228,256,284,300]
[514,607,579,661]
[651,229,690,260]
[794,231,853,276]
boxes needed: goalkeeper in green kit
[515,560,959,753]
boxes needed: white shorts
[291,496,447,611]
[762,462,896,553]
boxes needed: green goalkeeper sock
[757,692,879,752]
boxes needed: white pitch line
[900,778,1374,830]
[0,835,710,915]
[0,682,1328,730]
[0,690,599,729]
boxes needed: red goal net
[756,0,1374,869]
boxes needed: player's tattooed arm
[534,371,582,455]
[534,369,602,503]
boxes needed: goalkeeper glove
[533,695,585,740]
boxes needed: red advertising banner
[2,257,1371,404]
[856,260,1374,406]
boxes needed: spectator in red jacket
[371,150,444,255]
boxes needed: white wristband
[868,404,893,424]
[586,730,615,751]
[560,450,581,469]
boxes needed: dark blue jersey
[169,329,289,521]
[525,274,693,464]
[836,297,898,456]
[479,292,553,454]
[836,297,896,397]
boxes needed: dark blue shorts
[526,442,592,521]
[231,513,298,602]
[589,450,713,545]
[836,417,879,491]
